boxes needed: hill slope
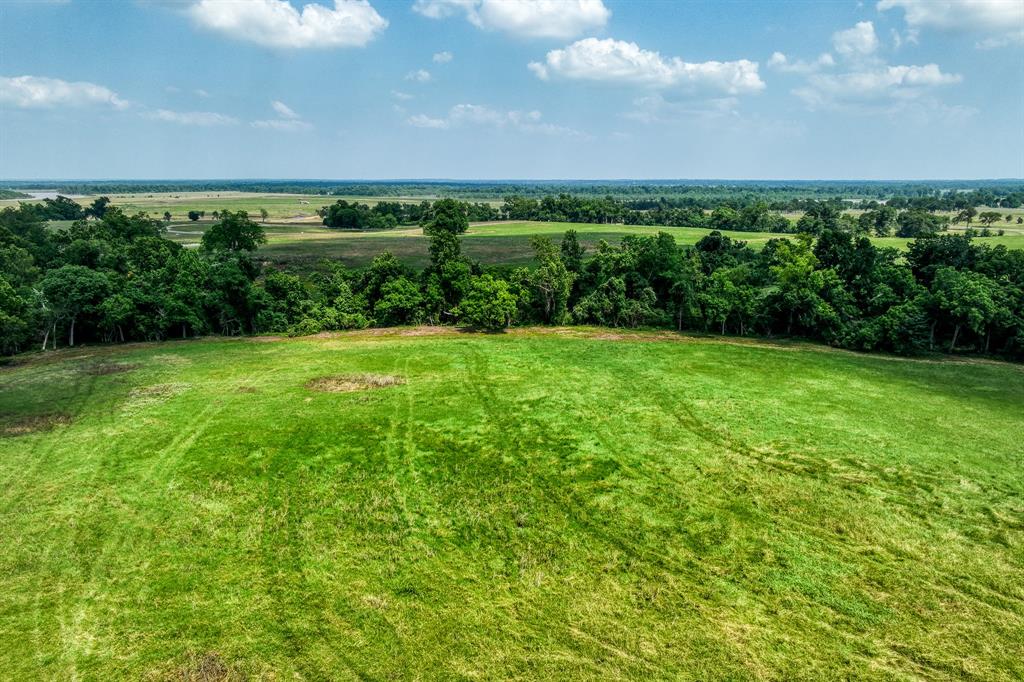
[1,329,1022,679]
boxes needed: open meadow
[158,219,1024,269]
[1,329,1022,679]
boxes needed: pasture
[157,219,1024,270]
[1,329,1022,679]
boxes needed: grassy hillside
[1,329,1022,679]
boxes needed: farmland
[1,329,1022,679]
[7,191,1023,270]
[163,219,1024,269]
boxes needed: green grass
[160,220,1024,270]
[1,328,1022,679]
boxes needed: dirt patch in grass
[236,386,258,394]
[153,652,245,682]
[122,383,190,412]
[306,373,405,393]
[82,361,140,376]
[1,413,73,437]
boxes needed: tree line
[2,197,1021,359]
[5,180,1023,206]
[317,195,1009,239]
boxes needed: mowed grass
[0,329,1022,679]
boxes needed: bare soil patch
[1,413,73,437]
[306,373,405,393]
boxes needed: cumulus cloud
[0,75,129,109]
[432,50,453,63]
[878,0,1024,48]
[187,0,387,49]
[146,109,238,126]
[407,103,583,135]
[412,0,609,40]
[767,51,835,74]
[794,63,962,109]
[832,21,879,58]
[405,69,432,82]
[391,89,414,100]
[528,38,765,95]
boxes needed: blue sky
[1,0,1021,180]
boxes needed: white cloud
[146,109,238,126]
[794,63,962,109]
[271,100,300,118]
[528,38,765,95]
[195,88,210,98]
[832,21,879,58]
[408,113,451,129]
[412,0,609,39]
[252,100,311,131]
[432,50,453,63]
[405,69,432,82]
[391,89,414,100]
[187,0,387,49]
[251,118,313,131]
[767,51,835,74]
[878,0,1024,48]
[407,103,583,135]
[0,75,129,109]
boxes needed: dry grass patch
[306,373,405,393]
[1,413,72,437]
[150,652,245,682]
[82,361,140,376]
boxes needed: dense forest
[4,179,1024,206]
[2,196,1021,360]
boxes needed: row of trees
[320,199,499,229]
[2,197,1022,359]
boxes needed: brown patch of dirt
[1,413,72,437]
[82,361,140,376]
[236,386,257,394]
[306,373,405,393]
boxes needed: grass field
[0,191,499,223]
[1,329,1022,679]
[154,219,1024,269]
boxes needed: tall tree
[201,211,267,253]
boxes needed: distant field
[1,329,1022,679]
[0,191,500,222]
[10,192,1023,268]
[153,220,1024,269]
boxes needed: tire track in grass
[253,360,379,681]
[52,372,227,679]
[455,342,675,679]
[637,355,1024,679]
[3,363,135,678]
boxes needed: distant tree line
[5,180,1023,205]
[2,197,1021,359]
